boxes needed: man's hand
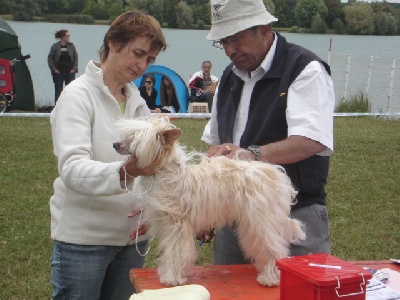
[206,144,255,161]
[206,143,236,157]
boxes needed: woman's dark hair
[55,29,68,39]
[99,11,167,63]
[161,76,171,84]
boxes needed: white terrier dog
[114,117,305,287]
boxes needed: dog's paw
[160,275,188,286]
[257,273,280,287]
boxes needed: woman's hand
[120,156,155,180]
[128,208,149,239]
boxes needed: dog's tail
[285,218,306,243]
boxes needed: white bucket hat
[207,0,278,41]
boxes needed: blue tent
[133,65,188,113]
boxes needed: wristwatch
[247,145,262,161]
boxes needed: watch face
[248,145,261,160]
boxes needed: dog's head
[114,117,182,168]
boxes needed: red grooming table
[130,260,400,300]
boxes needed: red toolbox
[276,254,373,300]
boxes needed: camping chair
[0,58,14,112]
[0,55,30,112]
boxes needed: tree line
[1,0,399,35]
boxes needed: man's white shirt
[202,33,334,156]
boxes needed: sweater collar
[86,60,138,100]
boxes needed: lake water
[7,21,400,112]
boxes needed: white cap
[207,0,278,41]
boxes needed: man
[199,0,335,264]
[188,61,219,112]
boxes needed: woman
[139,74,161,113]
[160,75,180,113]
[49,11,167,300]
[47,29,78,104]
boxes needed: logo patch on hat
[212,5,223,21]
[207,0,278,41]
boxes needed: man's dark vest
[217,32,331,209]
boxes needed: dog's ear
[161,128,182,144]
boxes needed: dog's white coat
[116,117,305,287]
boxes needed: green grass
[336,92,371,113]
[1,116,399,299]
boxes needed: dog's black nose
[113,142,119,149]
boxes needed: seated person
[188,60,219,112]
[160,76,180,113]
[139,74,161,113]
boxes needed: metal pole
[344,55,351,101]
[365,56,373,97]
[327,38,332,64]
[387,59,396,113]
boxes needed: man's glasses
[145,81,152,84]
[212,26,258,50]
